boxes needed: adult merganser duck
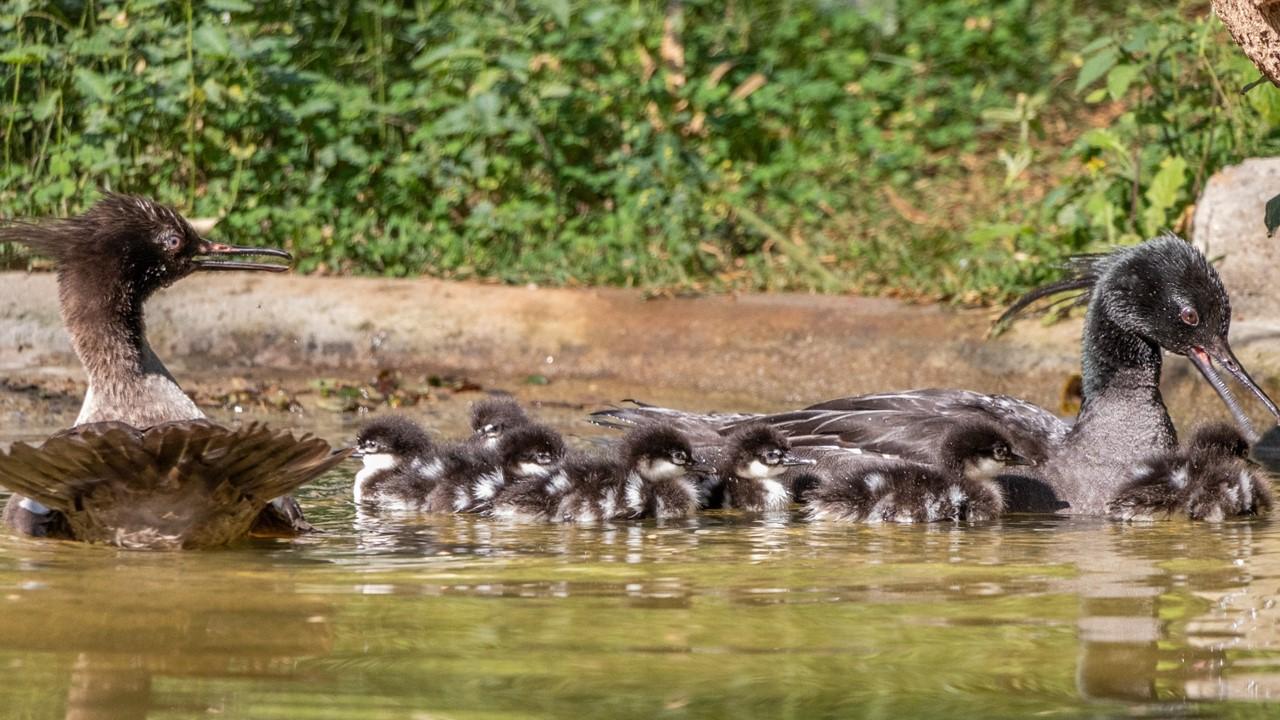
[594,236,1280,517]
[0,194,347,548]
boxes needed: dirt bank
[2,272,1278,430]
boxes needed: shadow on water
[2,408,1280,718]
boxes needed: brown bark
[1213,0,1280,87]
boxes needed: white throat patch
[741,460,784,480]
[354,453,398,502]
[638,458,685,482]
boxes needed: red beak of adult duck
[1187,337,1280,443]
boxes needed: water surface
[2,408,1280,719]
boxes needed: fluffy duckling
[469,395,532,450]
[487,424,571,521]
[713,424,814,512]
[556,426,710,522]
[803,421,1030,522]
[352,416,442,509]
[1108,423,1273,521]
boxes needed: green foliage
[1049,6,1280,247]
[4,1,1270,304]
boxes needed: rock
[1192,156,1280,320]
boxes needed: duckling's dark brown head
[938,420,1037,480]
[1,194,291,303]
[722,423,812,479]
[470,395,531,446]
[355,415,434,459]
[622,425,704,480]
[1188,422,1250,460]
[498,423,566,480]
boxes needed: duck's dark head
[353,415,433,461]
[723,423,813,480]
[498,423,566,480]
[1099,237,1279,436]
[1,194,290,303]
[1001,235,1280,439]
[622,425,710,481]
[939,420,1038,481]
[470,396,530,447]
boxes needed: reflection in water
[0,464,1278,717]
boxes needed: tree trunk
[1213,0,1280,87]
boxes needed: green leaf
[1265,193,1280,237]
[31,89,60,121]
[194,23,231,57]
[74,68,114,103]
[1075,47,1118,93]
[1142,155,1187,236]
[207,0,253,11]
[1106,64,1140,101]
[0,43,49,65]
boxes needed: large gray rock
[1192,156,1280,321]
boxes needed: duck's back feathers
[0,421,347,548]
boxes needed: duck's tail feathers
[0,421,348,546]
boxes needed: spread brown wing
[0,421,349,548]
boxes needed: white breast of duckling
[354,453,398,503]
[738,460,790,511]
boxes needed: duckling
[555,425,710,522]
[487,424,570,521]
[1108,423,1274,521]
[352,415,503,513]
[352,416,442,509]
[803,421,1030,522]
[469,395,531,450]
[714,423,815,512]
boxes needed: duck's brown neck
[58,268,202,427]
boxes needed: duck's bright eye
[161,234,182,252]
[764,449,782,464]
[1180,307,1199,327]
[672,450,688,464]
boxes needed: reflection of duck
[1109,423,1273,521]
[468,395,531,450]
[0,195,346,548]
[593,237,1280,517]
[713,424,813,512]
[556,426,710,522]
[803,421,1032,522]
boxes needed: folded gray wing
[727,389,1069,464]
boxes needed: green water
[2,411,1280,719]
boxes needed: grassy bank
[2,1,1278,303]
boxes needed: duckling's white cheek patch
[518,462,551,479]
[640,459,683,481]
[744,460,783,479]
